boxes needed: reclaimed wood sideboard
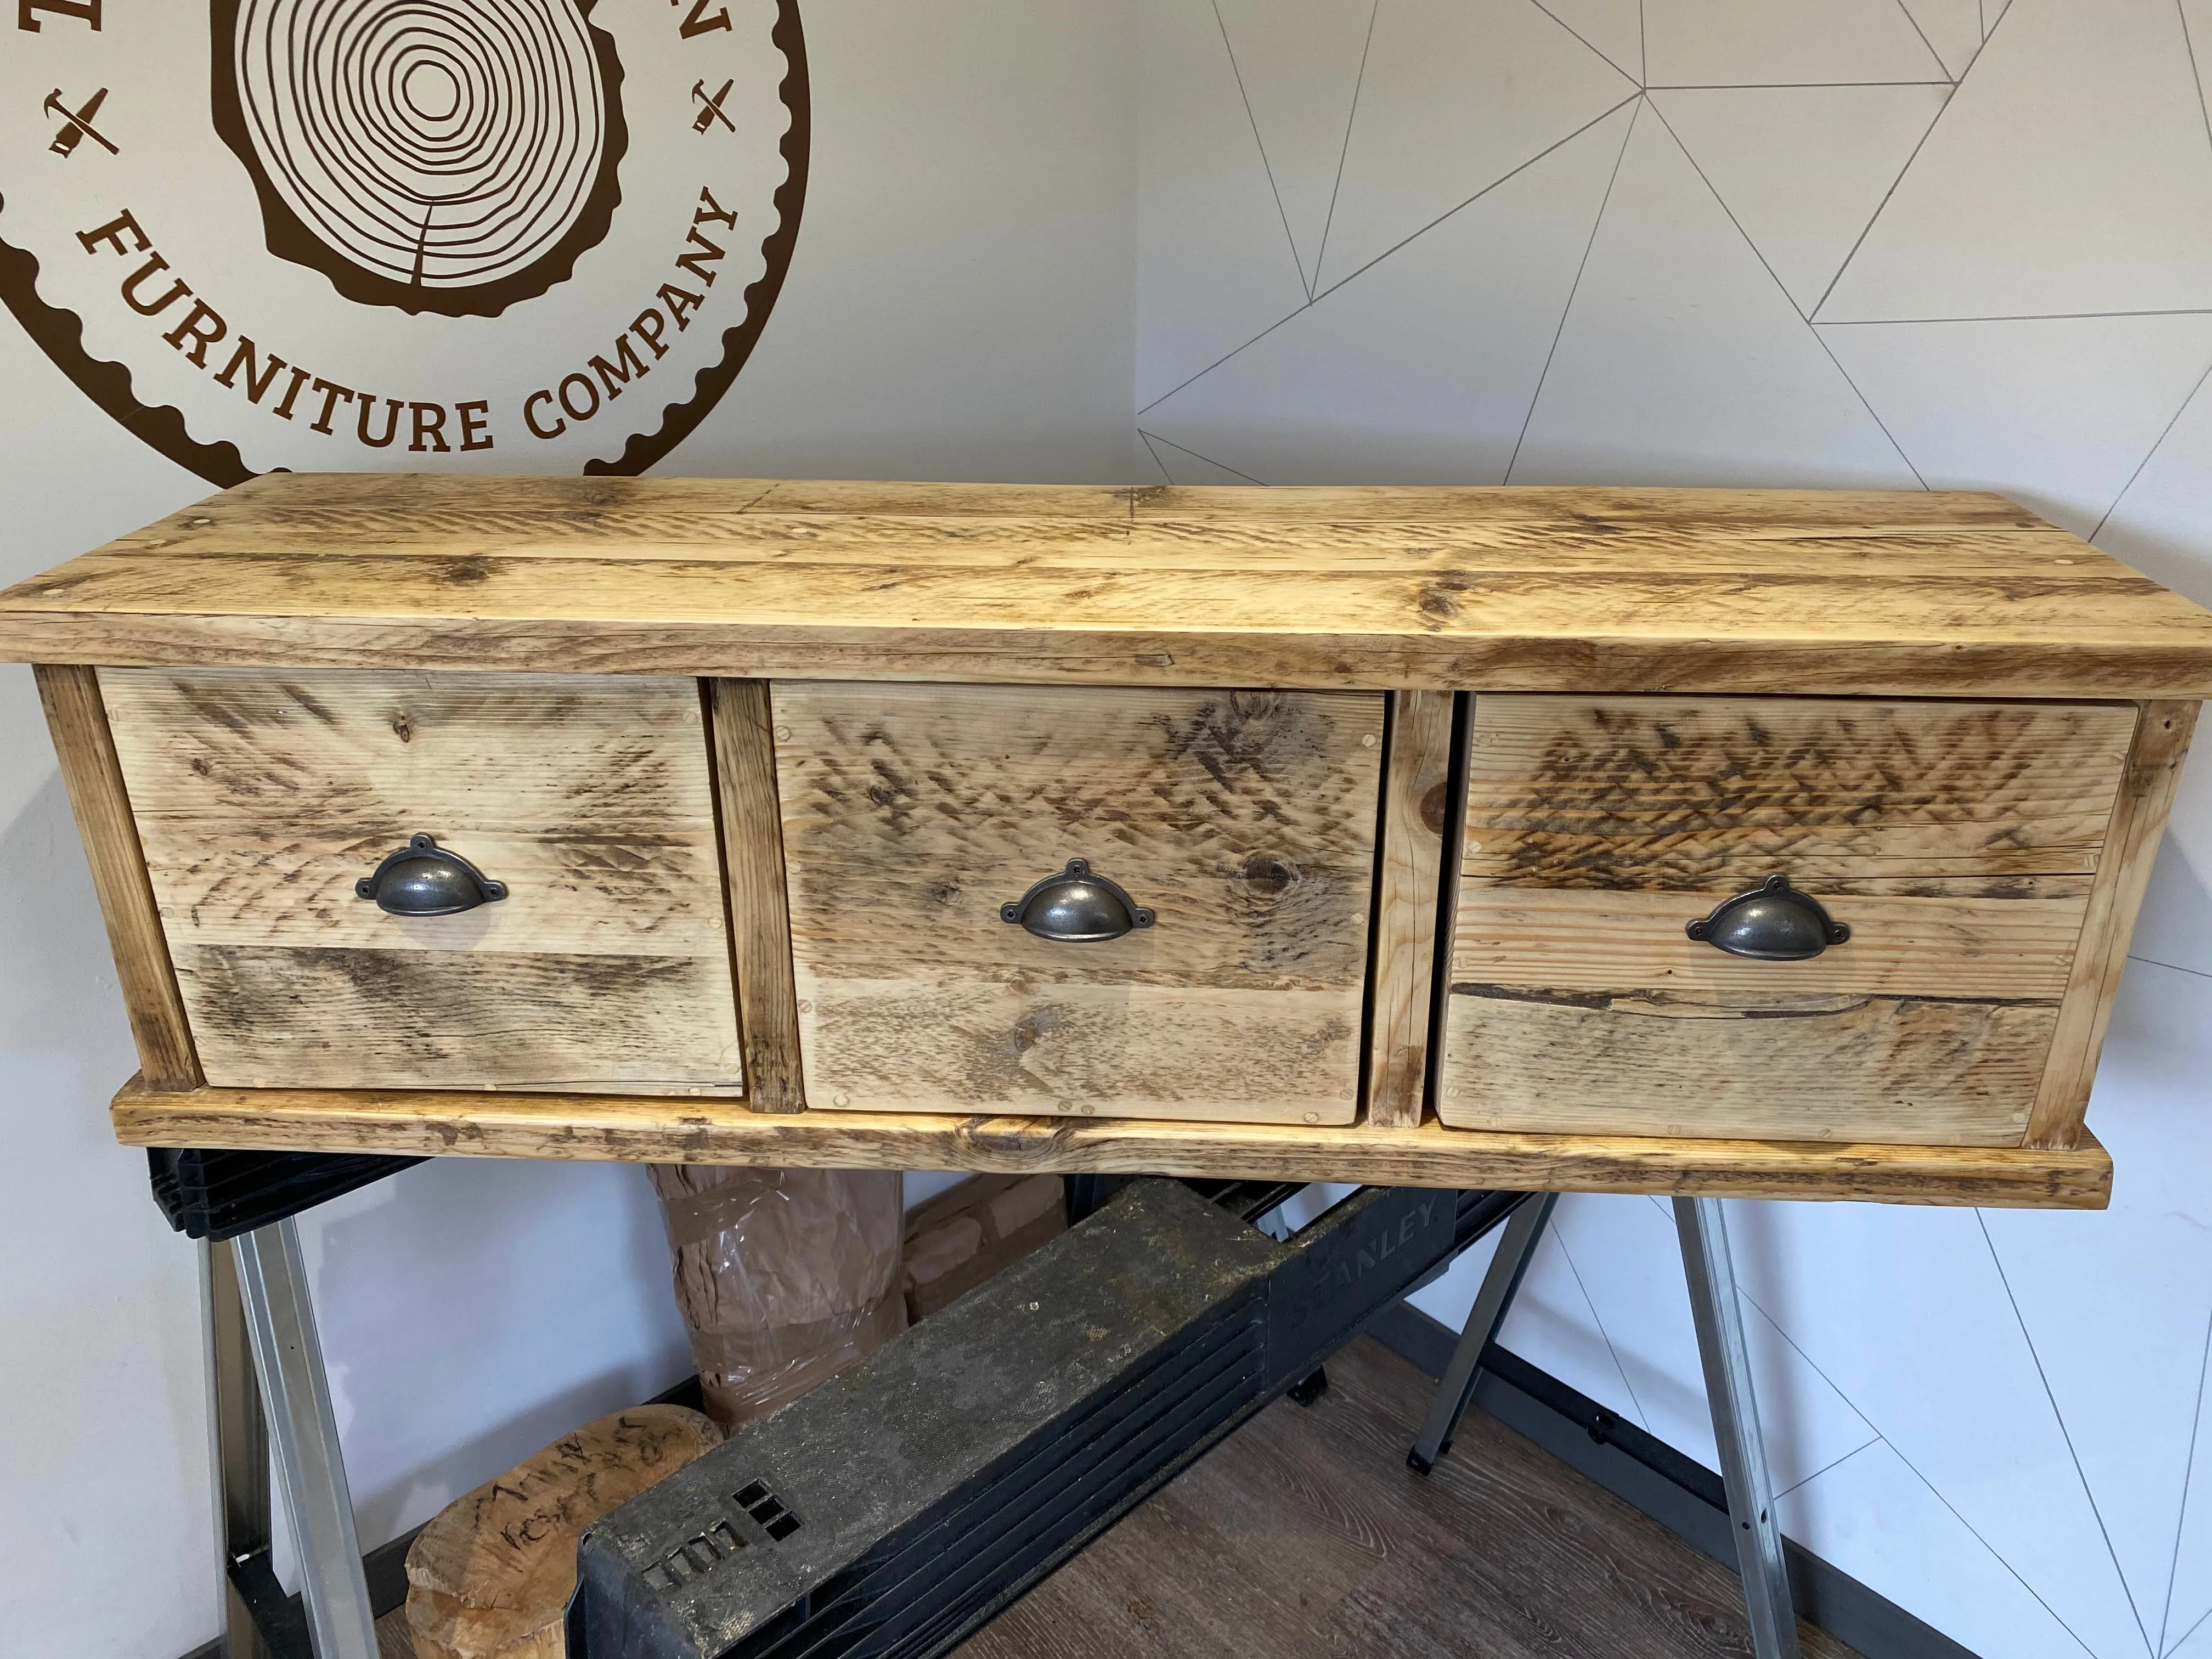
[7,475,2210,1207]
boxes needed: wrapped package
[648,1165,906,1430]
[901,1172,1068,1322]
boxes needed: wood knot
[1419,781,1450,838]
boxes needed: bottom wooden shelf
[109,1079,2113,1209]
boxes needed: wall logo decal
[2,0,806,483]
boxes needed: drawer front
[1437,695,2137,1145]
[101,669,744,1093]
[775,682,1384,1123]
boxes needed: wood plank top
[108,1077,2113,1209]
[5,475,2211,697]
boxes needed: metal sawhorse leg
[1408,1193,1802,1659]
[212,1220,380,1659]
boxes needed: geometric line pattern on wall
[1642,0,1953,89]
[1819,0,2212,321]
[2049,960,2212,1657]
[2172,1314,2212,1654]
[1137,430,1261,483]
[2095,361,2212,546]
[2096,358,2212,627]
[1559,1193,1882,1494]
[1979,1210,2160,1656]
[1495,1206,1663,1432]
[1731,1197,2149,1658]
[1143,100,1634,483]
[2186,0,2212,151]
[1313,0,1636,294]
[1606,1187,2107,1658]
[1899,0,1984,79]
[1136,0,1312,407]
[1529,0,1645,83]
[2174,1262,2212,1654]
[1549,1210,1655,1433]
[1652,83,1950,315]
[1780,1438,2102,1659]
[1509,102,1922,488]
[1817,313,2212,536]
[1136,1,2212,1641]
[1214,0,1378,296]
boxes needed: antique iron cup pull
[1000,859,1154,943]
[355,834,507,917]
[1685,874,1849,961]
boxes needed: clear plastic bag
[648,1165,906,1430]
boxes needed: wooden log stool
[404,1406,721,1659]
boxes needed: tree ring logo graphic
[3,0,805,481]
[216,0,627,313]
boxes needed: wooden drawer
[1436,695,2140,1146]
[773,682,1384,1123]
[100,669,744,1094]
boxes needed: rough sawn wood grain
[105,1079,2115,1208]
[1364,690,1455,1129]
[100,668,745,1094]
[774,681,1383,1125]
[33,664,202,1090]
[5,476,2211,697]
[404,1406,721,1659]
[1440,695,2135,1146]
[707,678,808,1113]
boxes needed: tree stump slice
[404,1404,721,1659]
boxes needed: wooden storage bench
[7,475,2209,1207]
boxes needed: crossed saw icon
[45,87,117,157]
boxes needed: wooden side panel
[100,668,743,1094]
[33,664,201,1089]
[708,679,806,1113]
[1364,691,1455,1128]
[1440,695,2134,1146]
[106,1080,2117,1210]
[775,682,1384,1124]
[2025,699,2201,1147]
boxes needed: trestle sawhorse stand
[212,1220,382,1659]
[1409,1193,1803,1659]
[157,1146,411,1659]
[191,1172,1801,1659]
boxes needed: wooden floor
[375,1335,1854,1659]
[953,1336,1853,1659]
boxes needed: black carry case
[571,1177,1521,1659]
[148,1146,426,1242]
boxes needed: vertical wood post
[34,663,202,1090]
[708,678,809,1113]
[2025,698,2199,1148]
[1366,690,1458,1128]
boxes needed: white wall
[0,5,1133,1655]
[1126,2,2212,1655]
